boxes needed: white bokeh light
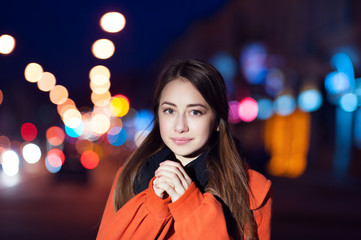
[22,143,42,164]
[2,150,20,176]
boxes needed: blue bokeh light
[298,89,323,112]
[240,43,267,84]
[107,127,127,146]
[65,122,84,138]
[135,109,154,132]
[274,95,296,116]
[324,72,350,95]
[339,93,358,112]
[257,98,274,120]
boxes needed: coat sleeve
[168,181,230,240]
[96,169,174,240]
[248,169,272,240]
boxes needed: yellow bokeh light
[110,95,130,117]
[62,108,82,128]
[0,34,16,54]
[89,65,111,85]
[91,39,115,59]
[0,89,3,105]
[91,114,110,134]
[37,72,56,92]
[91,91,111,107]
[24,63,44,83]
[90,80,111,94]
[100,12,126,33]
[49,85,69,105]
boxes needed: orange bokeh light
[49,85,68,105]
[91,39,115,59]
[0,89,3,105]
[100,12,126,33]
[91,91,111,107]
[57,98,76,116]
[89,65,110,85]
[80,150,99,169]
[24,63,43,83]
[46,126,65,146]
[37,72,56,92]
[0,34,16,54]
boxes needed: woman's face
[158,78,216,165]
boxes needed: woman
[97,59,272,239]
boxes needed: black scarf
[134,147,209,194]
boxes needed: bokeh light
[240,43,267,84]
[134,109,154,132]
[45,157,61,173]
[21,122,37,142]
[65,122,84,138]
[57,98,76,116]
[298,89,323,112]
[46,148,65,168]
[92,39,115,59]
[265,68,285,97]
[80,150,99,169]
[91,114,110,134]
[0,89,3,105]
[238,97,259,122]
[100,12,126,33]
[107,127,127,146]
[91,91,111,107]
[89,65,111,85]
[340,93,358,112]
[0,34,16,54]
[1,150,20,176]
[62,108,82,128]
[325,72,350,95]
[37,72,56,92]
[46,126,65,146]
[24,63,43,83]
[22,143,41,164]
[90,79,111,94]
[228,100,241,124]
[49,85,69,105]
[274,94,296,116]
[257,98,274,120]
[110,95,130,117]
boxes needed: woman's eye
[190,110,202,116]
[164,108,174,114]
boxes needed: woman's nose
[174,114,188,133]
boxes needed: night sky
[0,0,228,135]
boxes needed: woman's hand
[153,160,192,202]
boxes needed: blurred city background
[1,0,361,239]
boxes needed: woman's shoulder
[247,169,272,210]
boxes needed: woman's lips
[171,138,192,145]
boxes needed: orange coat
[97,168,272,240]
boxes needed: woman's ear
[216,125,220,131]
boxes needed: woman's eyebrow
[160,101,176,106]
[186,103,207,109]
[161,101,208,109]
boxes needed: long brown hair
[114,59,255,239]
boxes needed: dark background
[1,0,361,239]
